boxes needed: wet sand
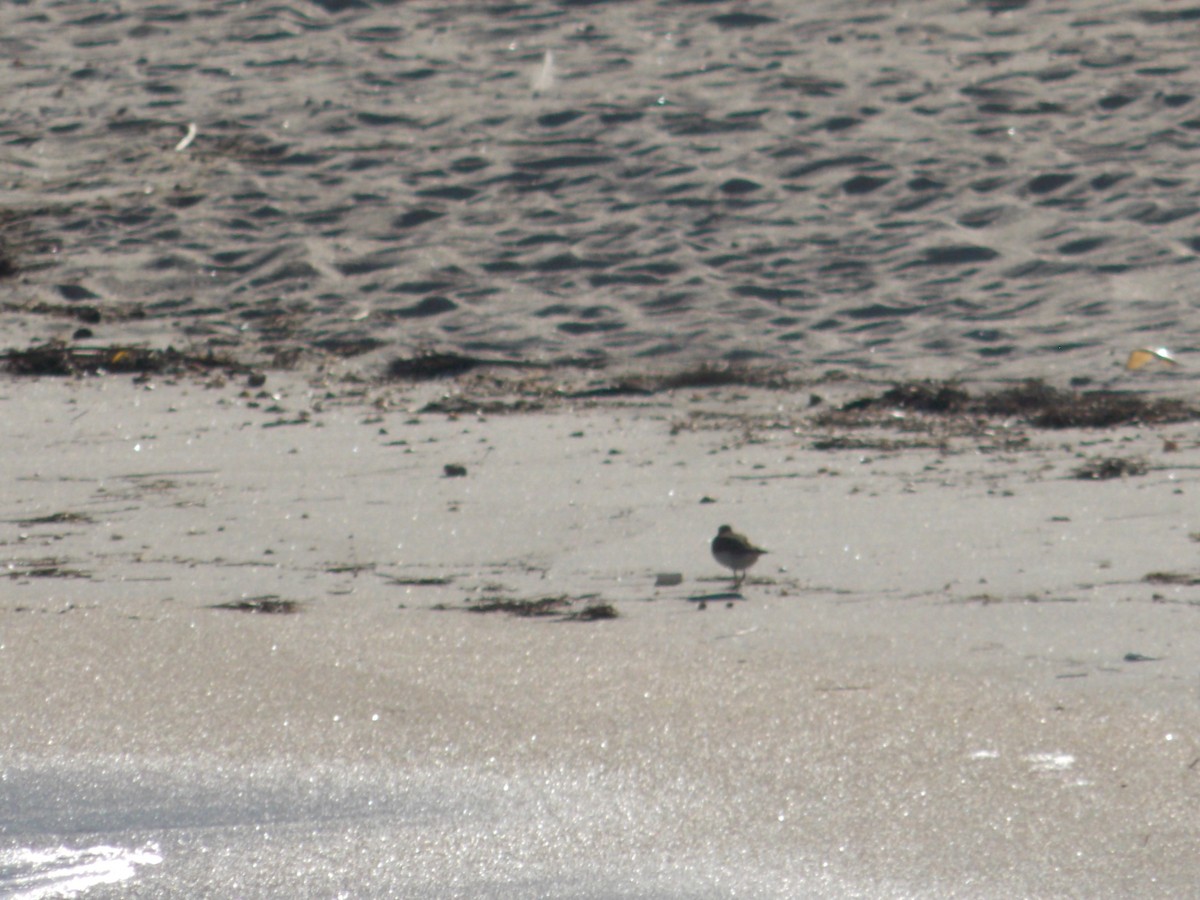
[3,369,1200,896]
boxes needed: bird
[711,524,767,586]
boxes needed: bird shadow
[688,590,746,603]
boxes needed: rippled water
[0,756,839,898]
[4,0,1200,381]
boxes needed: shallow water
[4,0,1200,381]
[0,756,874,899]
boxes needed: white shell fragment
[174,122,198,152]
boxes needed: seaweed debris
[3,342,246,377]
[389,354,794,400]
[464,594,616,620]
[12,511,94,526]
[1144,571,1200,585]
[1073,456,1148,480]
[209,595,301,614]
[564,363,793,398]
[418,396,545,415]
[384,575,452,586]
[567,603,619,620]
[5,558,90,579]
[847,381,970,414]
[467,595,571,616]
[821,379,1198,429]
[387,352,548,380]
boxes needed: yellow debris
[1125,347,1179,371]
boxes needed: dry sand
[3,367,1200,896]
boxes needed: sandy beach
[2,367,1199,896]
[6,0,1200,895]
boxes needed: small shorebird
[711,524,767,586]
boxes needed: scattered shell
[174,122,198,152]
